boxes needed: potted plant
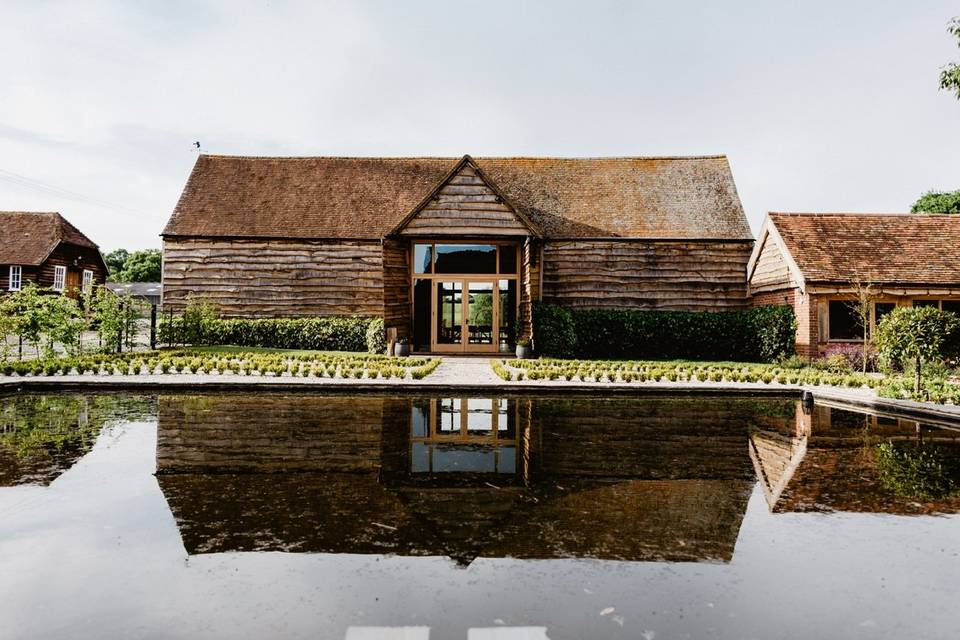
[515,338,532,360]
[393,336,410,357]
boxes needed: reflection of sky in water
[2,404,960,639]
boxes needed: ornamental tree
[874,306,960,393]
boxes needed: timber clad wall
[1,245,106,294]
[749,235,793,293]
[541,241,753,310]
[399,164,529,237]
[382,238,410,333]
[162,238,384,316]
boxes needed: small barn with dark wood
[748,212,960,357]
[0,211,108,297]
[162,154,753,354]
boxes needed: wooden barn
[0,211,108,296]
[748,213,960,357]
[161,154,753,354]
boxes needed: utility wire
[0,167,142,218]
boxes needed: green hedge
[160,315,378,353]
[533,303,796,362]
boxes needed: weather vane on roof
[194,141,203,153]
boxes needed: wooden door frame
[409,239,521,355]
[430,277,501,353]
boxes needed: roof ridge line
[197,153,730,161]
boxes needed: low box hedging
[533,303,796,362]
[160,315,377,352]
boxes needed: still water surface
[1,392,959,639]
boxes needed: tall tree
[116,249,162,282]
[941,17,960,99]
[104,248,130,277]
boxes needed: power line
[0,167,143,218]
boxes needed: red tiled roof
[769,212,960,285]
[162,155,752,240]
[0,211,99,265]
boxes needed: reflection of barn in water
[749,402,960,515]
[156,394,788,564]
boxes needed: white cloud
[0,0,958,249]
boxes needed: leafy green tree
[40,294,86,356]
[941,17,960,99]
[0,284,86,358]
[84,285,142,352]
[874,306,960,393]
[104,248,129,277]
[911,189,960,214]
[115,249,162,282]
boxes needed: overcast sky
[1,1,958,251]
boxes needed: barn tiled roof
[0,211,99,265]
[162,155,752,240]
[769,212,960,285]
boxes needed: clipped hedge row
[160,315,383,353]
[533,303,796,362]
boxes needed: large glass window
[412,279,432,352]
[498,245,518,274]
[434,244,497,274]
[413,244,433,274]
[913,300,939,309]
[943,300,960,315]
[498,279,517,352]
[828,300,863,340]
[873,302,896,331]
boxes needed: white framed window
[52,265,66,292]
[82,269,94,293]
[8,265,21,291]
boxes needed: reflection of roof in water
[155,393,777,563]
[750,405,960,515]
[158,473,753,564]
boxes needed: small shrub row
[532,303,796,362]
[498,358,881,390]
[159,315,383,353]
[0,350,439,381]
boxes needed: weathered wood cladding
[748,235,794,294]
[1,243,106,296]
[156,394,402,473]
[519,238,539,338]
[541,240,752,310]
[399,164,530,237]
[382,238,410,335]
[162,237,384,316]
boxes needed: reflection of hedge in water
[876,441,960,500]
[0,393,156,486]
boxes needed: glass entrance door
[431,279,500,353]
[436,281,463,347]
[466,282,494,348]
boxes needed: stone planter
[393,342,410,357]
[515,344,532,359]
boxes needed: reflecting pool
[1,392,959,639]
